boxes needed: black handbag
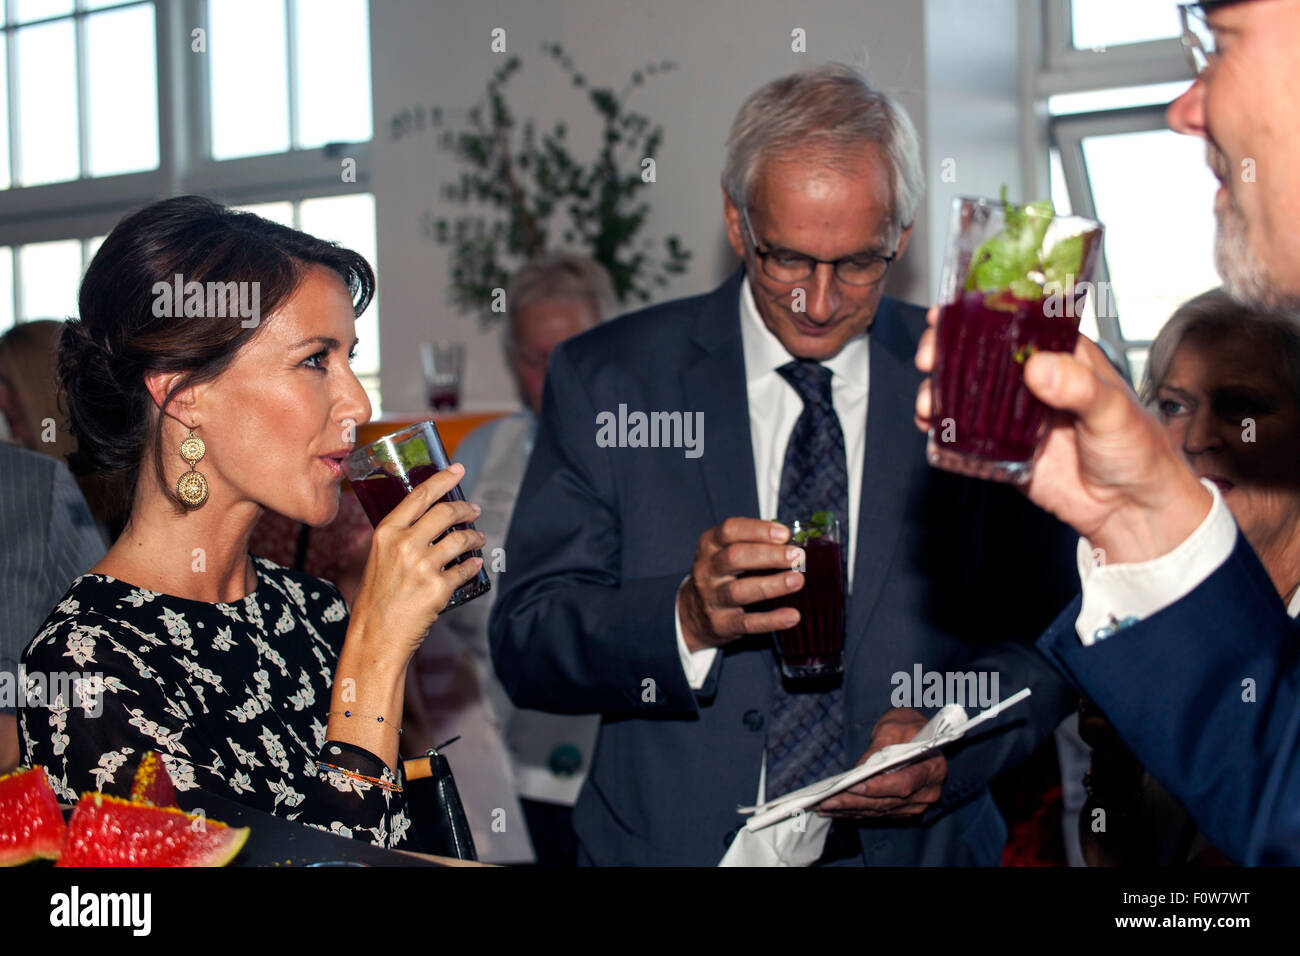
[402,736,478,861]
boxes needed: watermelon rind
[0,766,67,866]
[58,793,249,868]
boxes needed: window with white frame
[1036,0,1220,390]
[0,0,160,189]
[207,0,371,160]
[236,193,380,414]
[0,0,381,410]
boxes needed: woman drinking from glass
[20,196,484,849]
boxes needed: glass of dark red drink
[768,515,846,680]
[341,420,490,610]
[420,341,464,411]
[928,194,1104,484]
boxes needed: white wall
[369,0,1024,412]
[923,0,1028,293]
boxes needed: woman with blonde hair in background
[0,318,114,541]
[1079,288,1300,865]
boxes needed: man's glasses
[740,207,896,287]
[1179,3,1217,76]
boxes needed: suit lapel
[681,271,761,525]
[845,305,925,656]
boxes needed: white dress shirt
[674,277,869,683]
[1075,478,1300,641]
[1076,479,1251,643]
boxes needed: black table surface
[166,787,445,866]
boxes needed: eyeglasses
[740,207,896,287]
[1179,1,1264,76]
[1179,3,1216,77]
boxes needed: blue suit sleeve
[922,480,1081,815]
[1037,532,1300,864]
[488,344,702,717]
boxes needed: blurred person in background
[1145,290,1300,610]
[0,442,107,772]
[1079,288,1300,865]
[0,322,110,773]
[0,320,75,457]
[405,253,612,865]
[0,320,115,542]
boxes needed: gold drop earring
[176,428,209,508]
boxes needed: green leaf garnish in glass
[791,511,835,545]
[1042,231,1086,292]
[965,186,1053,297]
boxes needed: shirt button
[742,709,765,731]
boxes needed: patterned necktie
[765,360,849,797]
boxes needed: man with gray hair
[492,64,1076,866]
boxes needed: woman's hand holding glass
[349,462,485,656]
[329,463,484,769]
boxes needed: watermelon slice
[59,793,249,867]
[129,751,177,807]
[0,766,67,866]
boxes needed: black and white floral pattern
[18,554,413,850]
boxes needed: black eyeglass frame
[739,206,899,287]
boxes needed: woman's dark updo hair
[60,194,375,520]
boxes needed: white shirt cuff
[1075,478,1237,645]
[674,576,718,689]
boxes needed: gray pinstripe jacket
[0,442,106,714]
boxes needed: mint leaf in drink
[791,526,818,544]
[1009,276,1044,301]
[1042,232,1086,291]
[790,512,834,545]
[964,187,1056,300]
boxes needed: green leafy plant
[411,44,693,326]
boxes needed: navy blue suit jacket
[489,269,1079,865]
[1037,530,1300,865]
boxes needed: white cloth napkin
[718,688,1032,866]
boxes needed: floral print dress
[18,554,413,850]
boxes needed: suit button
[742,709,765,731]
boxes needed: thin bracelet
[327,710,403,736]
[316,761,403,793]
